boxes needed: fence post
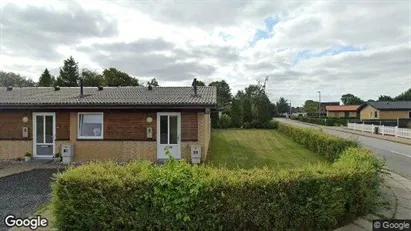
[371,124,374,134]
[362,122,364,132]
[395,126,398,137]
[381,125,384,136]
[353,123,356,131]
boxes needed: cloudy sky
[0,0,410,106]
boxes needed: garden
[49,122,384,230]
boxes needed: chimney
[80,78,84,98]
[192,78,197,96]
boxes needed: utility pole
[289,100,292,115]
[318,91,321,118]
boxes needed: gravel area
[0,169,61,231]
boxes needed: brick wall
[104,112,157,140]
[0,112,32,139]
[181,112,198,141]
[56,111,70,140]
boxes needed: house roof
[362,101,411,111]
[0,86,217,109]
[325,105,360,112]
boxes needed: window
[78,113,104,139]
[409,111,411,118]
[374,111,378,119]
[344,111,349,117]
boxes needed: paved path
[276,118,411,179]
[0,169,60,231]
[275,118,411,231]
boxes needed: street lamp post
[318,91,321,118]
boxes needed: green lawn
[207,129,327,169]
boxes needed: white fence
[347,122,411,139]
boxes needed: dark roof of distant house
[0,86,217,109]
[360,101,411,111]
[320,102,340,106]
[325,105,360,112]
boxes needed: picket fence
[347,122,411,139]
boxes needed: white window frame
[77,112,104,139]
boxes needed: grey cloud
[80,39,216,81]
[175,45,240,64]
[1,2,118,60]
[123,0,306,27]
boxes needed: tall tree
[147,78,159,86]
[82,69,105,87]
[0,71,35,87]
[255,93,272,124]
[196,80,206,86]
[378,95,393,101]
[242,97,253,123]
[341,93,364,105]
[394,89,411,101]
[303,100,319,113]
[38,68,54,87]
[276,97,290,114]
[230,98,243,127]
[209,80,232,108]
[103,68,139,86]
[57,56,80,87]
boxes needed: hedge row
[295,117,351,126]
[277,122,360,162]
[51,123,383,231]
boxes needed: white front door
[33,113,55,158]
[157,112,181,159]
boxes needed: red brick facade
[0,110,199,141]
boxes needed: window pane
[79,114,103,137]
[36,116,44,143]
[45,116,53,143]
[169,116,178,144]
[160,116,168,144]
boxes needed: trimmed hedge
[296,117,351,126]
[51,123,383,231]
[277,122,360,162]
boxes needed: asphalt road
[0,169,58,231]
[276,118,411,179]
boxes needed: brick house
[325,105,360,118]
[358,101,411,120]
[0,83,216,162]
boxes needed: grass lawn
[207,129,327,170]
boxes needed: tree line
[0,56,161,88]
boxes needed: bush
[277,123,360,162]
[262,120,278,129]
[52,147,383,231]
[298,117,350,126]
[51,123,383,231]
[218,114,231,128]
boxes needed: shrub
[52,147,383,231]
[262,120,278,129]
[277,123,359,162]
[218,114,231,128]
[51,123,383,231]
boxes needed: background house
[0,84,216,162]
[358,101,411,120]
[326,105,360,118]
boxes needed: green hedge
[295,117,353,126]
[51,123,383,231]
[277,122,360,162]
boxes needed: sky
[0,0,410,106]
